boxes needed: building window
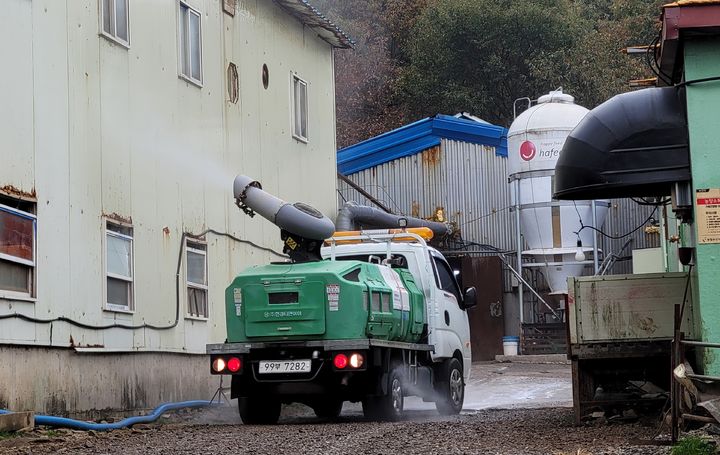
[179,2,203,85]
[105,221,133,312]
[100,0,130,46]
[292,74,308,142]
[186,240,208,318]
[0,197,36,298]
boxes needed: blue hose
[0,400,214,431]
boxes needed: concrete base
[0,411,34,432]
[495,354,570,364]
[0,345,216,420]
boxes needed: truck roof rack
[324,228,432,262]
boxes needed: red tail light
[333,353,348,369]
[227,357,242,373]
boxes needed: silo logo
[520,141,536,161]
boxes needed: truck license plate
[258,360,311,374]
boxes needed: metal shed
[337,115,513,253]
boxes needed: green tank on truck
[226,260,425,343]
[207,175,477,424]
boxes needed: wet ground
[0,362,673,454]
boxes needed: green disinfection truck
[206,175,477,424]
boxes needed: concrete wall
[0,346,215,419]
[0,0,338,412]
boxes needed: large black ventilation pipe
[233,175,335,261]
[336,201,451,238]
[554,87,691,200]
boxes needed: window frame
[0,202,37,301]
[99,0,130,48]
[104,220,135,313]
[432,255,463,305]
[178,1,203,87]
[185,239,209,320]
[291,73,309,143]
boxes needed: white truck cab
[322,230,475,382]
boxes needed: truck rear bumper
[207,339,434,402]
[206,338,433,355]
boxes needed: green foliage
[671,436,717,455]
[399,0,585,126]
[0,431,18,440]
[314,0,666,141]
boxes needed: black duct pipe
[336,201,451,238]
[554,87,691,200]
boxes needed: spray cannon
[233,175,335,262]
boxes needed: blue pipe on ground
[0,400,214,431]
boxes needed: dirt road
[0,362,669,454]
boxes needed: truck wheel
[312,399,343,420]
[362,370,404,421]
[238,397,281,424]
[435,358,464,415]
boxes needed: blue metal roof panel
[337,115,508,175]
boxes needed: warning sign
[696,188,720,244]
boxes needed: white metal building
[0,0,350,416]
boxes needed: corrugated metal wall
[599,199,661,275]
[337,139,515,252]
[337,138,661,278]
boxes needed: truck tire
[362,369,404,421]
[312,399,343,420]
[238,397,281,425]
[434,358,464,415]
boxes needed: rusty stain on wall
[421,146,441,167]
[631,313,658,334]
[589,282,599,328]
[411,201,420,218]
[601,301,626,338]
[103,212,133,225]
[0,184,36,200]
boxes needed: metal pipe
[498,254,559,320]
[681,340,720,348]
[687,373,720,382]
[592,200,599,273]
[515,179,524,324]
[335,201,451,238]
[336,172,393,214]
[661,204,669,272]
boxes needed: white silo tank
[508,90,608,294]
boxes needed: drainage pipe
[0,400,213,431]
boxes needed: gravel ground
[0,362,676,455]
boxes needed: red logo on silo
[520,141,536,161]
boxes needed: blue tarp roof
[337,114,508,175]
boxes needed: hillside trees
[317,0,665,146]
